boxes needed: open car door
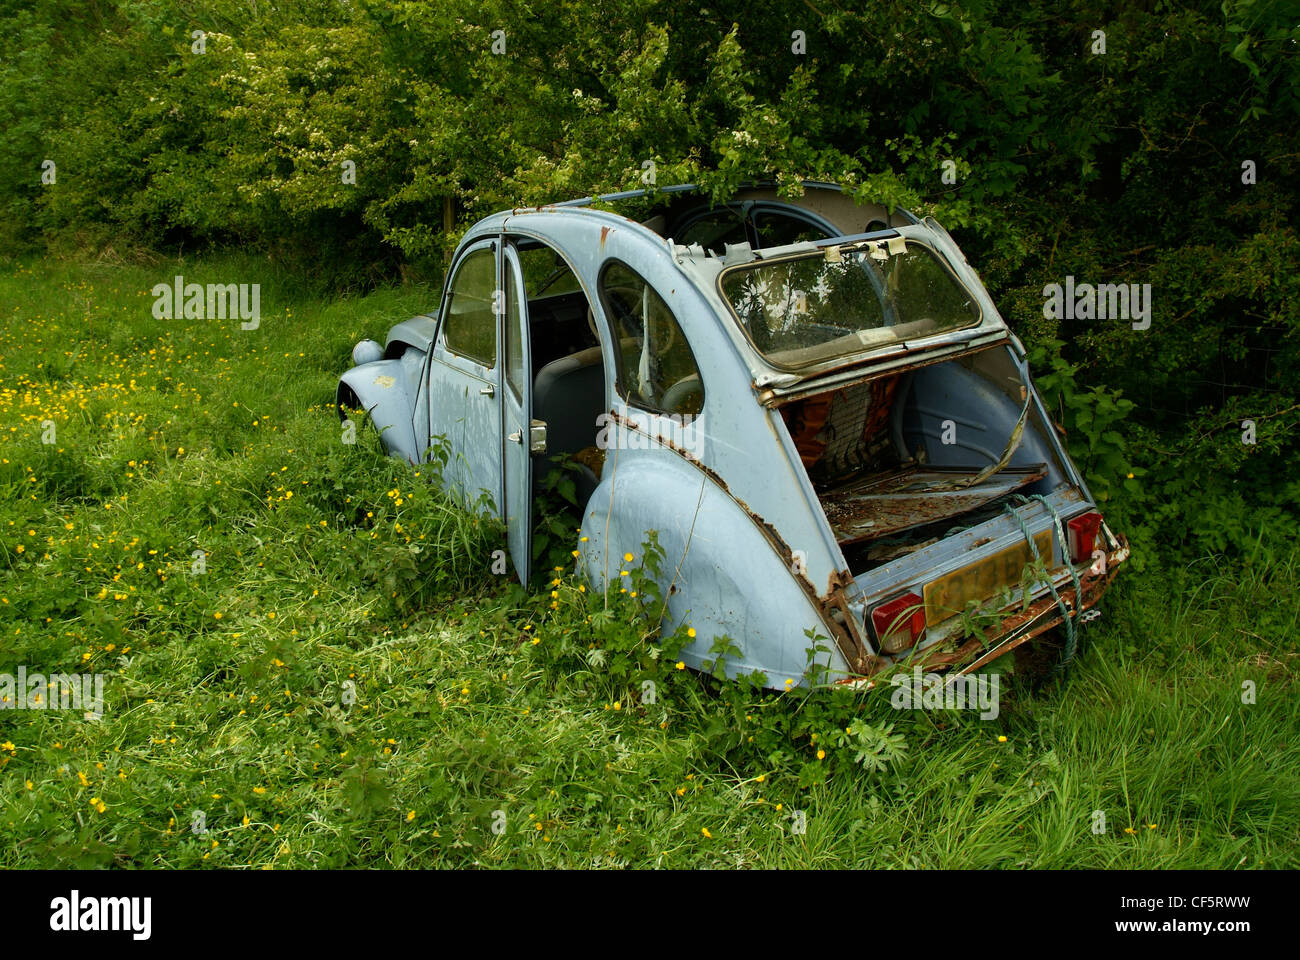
[501,242,534,582]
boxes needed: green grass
[0,256,1296,868]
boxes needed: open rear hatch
[777,342,1075,572]
[774,341,1136,671]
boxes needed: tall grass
[0,256,1295,868]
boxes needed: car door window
[598,260,703,416]
[443,247,497,367]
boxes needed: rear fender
[580,446,852,688]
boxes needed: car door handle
[479,385,495,397]
[508,430,522,444]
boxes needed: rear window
[719,239,980,370]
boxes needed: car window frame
[714,236,984,372]
[673,201,837,253]
[596,257,706,418]
[439,240,499,370]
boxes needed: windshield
[719,239,981,369]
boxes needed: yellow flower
[613,701,621,711]
[407,811,416,822]
[676,787,686,796]
[817,749,826,760]
[701,827,712,839]
[675,661,685,670]
[623,552,633,563]
[213,612,223,620]
[253,786,266,794]
[997,735,1007,743]
[687,627,696,638]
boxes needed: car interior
[512,204,847,504]
[513,242,607,500]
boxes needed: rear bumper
[839,531,1129,686]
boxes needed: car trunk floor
[820,462,1049,545]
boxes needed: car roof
[455,186,1010,390]
[466,181,919,243]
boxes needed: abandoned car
[338,182,1128,689]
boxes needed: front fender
[338,359,420,464]
[579,446,851,688]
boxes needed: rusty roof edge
[754,331,1012,404]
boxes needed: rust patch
[761,340,1007,409]
[821,464,1048,545]
[600,225,611,247]
[843,541,1128,681]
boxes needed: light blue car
[339,182,1128,689]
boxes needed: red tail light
[1067,512,1103,564]
[870,592,926,654]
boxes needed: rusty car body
[339,182,1128,689]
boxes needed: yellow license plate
[924,531,1053,625]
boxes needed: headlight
[352,340,383,365]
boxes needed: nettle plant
[522,529,919,789]
[527,529,693,688]
[1028,338,1139,508]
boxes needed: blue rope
[1001,494,1084,676]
